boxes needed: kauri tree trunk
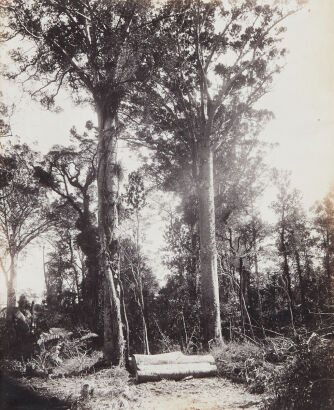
[97,109,125,365]
[198,143,222,346]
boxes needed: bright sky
[262,0,334,207]
[0,0,333,302]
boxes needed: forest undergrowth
[1,326,333,409]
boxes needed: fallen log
[132,352,217,382]
[135,362,217,383]
[132,352,215,367]
[133,351,184,367]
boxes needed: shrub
[264,336,296,363]
[25,328,99,377]
[265,334,334,410]
[0,359,26,376]
[212,341,278,393]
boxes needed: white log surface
[133,352,183,366]
[135,362,217,382]
[133,352,215,367]
[132,352,217,383]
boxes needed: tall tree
[134,0,293,344]
[0,143,51,322]
[43,199,87,314]
[4,0,154,364]
[34,127,100,331]
[271,171,313,332]
[160,212,201,351]
[125,171,150,354]
[313,187,334,307]
[120,238,158,354]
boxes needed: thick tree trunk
[6,254,17,322]
[198,144,222,346]
[97,109,125,365]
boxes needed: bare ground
[11,369,265,410]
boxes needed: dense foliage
[0,1,333,408]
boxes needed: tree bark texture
[198,143,222,345]
[97,110,125,365]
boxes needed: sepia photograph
[0,0,333,409]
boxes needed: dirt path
[0,373,68,410]
[133,378,263,410]
[16,370,264,410]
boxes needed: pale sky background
[0,0,334,302]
